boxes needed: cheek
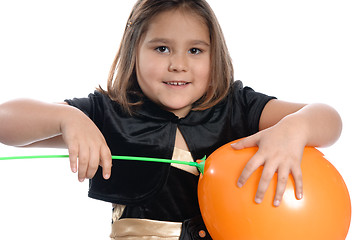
[137,53,165,82]
[195,59,211,86]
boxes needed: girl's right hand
[60,106,112,182]
[0,99,112,182]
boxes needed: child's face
[136,9,210,118]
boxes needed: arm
[0,99,112,181]
[0,99,68,147]
[258,100,342,147]
[232,99,342,206]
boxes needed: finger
[292,165,303,200]
[100,145,112,180]
[254,164,277,204]
[231,134,259,150]
[86,147,100,179]
[77,146,89,182]
[68,144,79,173]
[237,153,264,188]
[273,167,290,207]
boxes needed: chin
[164,103,192,117]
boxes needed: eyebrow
[147,38,210,46]
[147,38,170,44]
[192,40,210,46]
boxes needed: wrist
[58,104,84,134]
[276,112,309,147]
[281,104,342,147]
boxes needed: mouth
[163,81,190,86]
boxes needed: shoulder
[231,80,244,89]
[65,91,119,111]
[64,91,129,124]
[229,80,275,105]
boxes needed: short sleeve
[64,92,106,130]
[231,81,276,136]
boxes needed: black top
[65,80,275,221]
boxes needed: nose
[168,53,188,72]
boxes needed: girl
[0,0,342,239]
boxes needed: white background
[0,0,358,239]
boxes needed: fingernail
[273,200,280,207]
[255,198,262,204]
[237,182,243,188]
[79,178,85,182]
[297,193,303,200]
[72,167,77,173]
[104,174,110,179]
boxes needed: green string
[0,155,69,160]
[0,154,206,174]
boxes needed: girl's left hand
[231,124,305,207]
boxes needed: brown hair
[100,0,233,114]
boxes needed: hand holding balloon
[231,121,306,207]
[231,101,342,207]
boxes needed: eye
[155,46,170,53]
[188,48,202,55]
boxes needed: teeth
[165,82,187,86]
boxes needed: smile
[163,81,189,86]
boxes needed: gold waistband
[110,218,182,240]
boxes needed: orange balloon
[198,141,351,240]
